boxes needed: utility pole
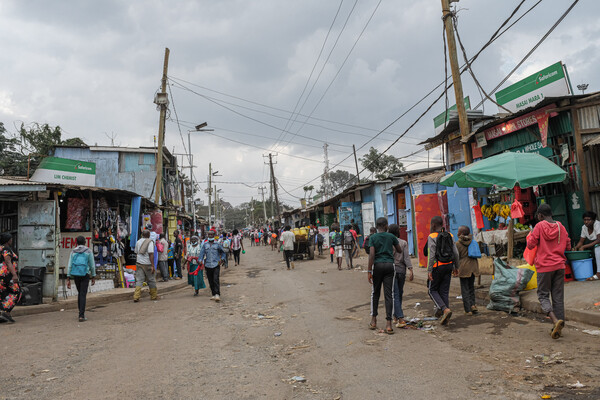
[269,179,274,219]
[250,197,254,226]
[258,186,268,223]
[187,133,195,234]
[323,143,330,198]
[214,185,219,226]
[154,47,170,204]
[441,0,472,165]
[268,153,281,225]
[352,144,360,185]
[208,163,212,227]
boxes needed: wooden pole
[441,0,472,165]
[571,108,592,210]
[155,47,170,205]
[507,218,515,260]
[353,144,361,184]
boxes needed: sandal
[586,273,600,281]
[369,323,377,330]
[551,320,565,339]
[385,327,394,335]
[395,319,407,328]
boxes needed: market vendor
[574,211,600,251]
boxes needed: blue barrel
[571,258,593,281]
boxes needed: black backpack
[435,228,454,263]
[343,231,354,245]
[317,233,324,244]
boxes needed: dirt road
[3,245,600,399]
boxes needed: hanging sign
[495,62,571,113]
[536,112,550,148]
[483,104,558,141]
[31,156,96,186]
[433,97,471,135]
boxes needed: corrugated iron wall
[584,144,600,214]
[577,105,600,130]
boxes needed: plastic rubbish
[567,381,585,389]
[274,332,282,337]
[291,376,306,382]
[582,329,600,336]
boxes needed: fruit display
[481,203,511,220]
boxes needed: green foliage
[359,147,404,180]
[0,122,87,176]
[321,169,356,194]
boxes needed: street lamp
[188,122,214,233]
[577,83,589,94]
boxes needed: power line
[277,0,384,151]
[272,0,345,151]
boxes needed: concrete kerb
[408,267,600,328]
[12,280,188,317]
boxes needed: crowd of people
[1,202,596,339]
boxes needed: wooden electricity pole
[269,153,281,225]
[353,144,361,185]
[155,47,170,204]
[441,0,472,165]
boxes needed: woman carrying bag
[0,233,21,323]
[186,236,206,296]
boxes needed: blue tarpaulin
[129,196,141,248]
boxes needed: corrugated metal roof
[0,177,47,186]
[584,135,600,147]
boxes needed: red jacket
[526,220,571,273]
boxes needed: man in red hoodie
[526,203,571,339]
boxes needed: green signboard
[495,62,570,113]
[31,156,96,186]
[433,96,470,134]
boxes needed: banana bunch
[481,204,511,220]
[481,204,496,220]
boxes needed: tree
[359,147,404,180]
[0,122,87,176]
[321,169,356,195]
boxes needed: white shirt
[281,231,296,251]
[580,220,600,241]
[135,238,155,265]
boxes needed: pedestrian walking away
[167,240,174,278]
[157,233,169,282]
[221,231,230,268]
[231,229,244,266]
[526,203,571,339]
[133,230,159,302]
[199,229,226,302]
[316,232,324,255]
[331,227,343,270]
[0,233,21,323]
[388,224,413,328]
[186,236,206,296]
[173,230,184,279]
[455,226,480,316]
[342,225,356,269]
[66,236,96,322]
[427,216,459,326]
[281,226,296,270]
[367,217,403,335]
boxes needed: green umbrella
[440,152,567,189]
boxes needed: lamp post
[577,83,589,94]
[188,123,213,233]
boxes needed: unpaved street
[4,245,600,399]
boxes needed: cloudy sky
[1,0,597,207]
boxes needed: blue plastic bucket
[571,258,593,281]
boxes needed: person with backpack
[157,233,169,282]
[133,230,159,302]
[221,231,230,268]
[363,227,377,255]
[455,226,480,316]
[367,217,403,334]
[316,232,324,255]
[388,224,413,328]
[331,226,343,270]
[342,225,356,269]
[526,204,571,339]
[66,236,96,322]
[427,216,459,325]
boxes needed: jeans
[537,269,565,320]
[233,249,241,264]
[371,262,395,320]
[205,266,221,296]
[318,244,323,255]
[460,274,476,313]
[344,249,353,268]
[74,275,90,318]
[158,260,169,281]
[428,263,454,312]
[135,263,157,289]
[284,250,294,269]
[393,272,406,319]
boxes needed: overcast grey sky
[1,0,597,206]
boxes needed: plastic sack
[330,247,335,255]
[473,204,484,230]
[511,200,524,219]
[487,258,534,313]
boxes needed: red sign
[536,112,550,148]
[483,104,557,141]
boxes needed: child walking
[66,236,96,322]
[455,226,480,315]
[427,216,459,325]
